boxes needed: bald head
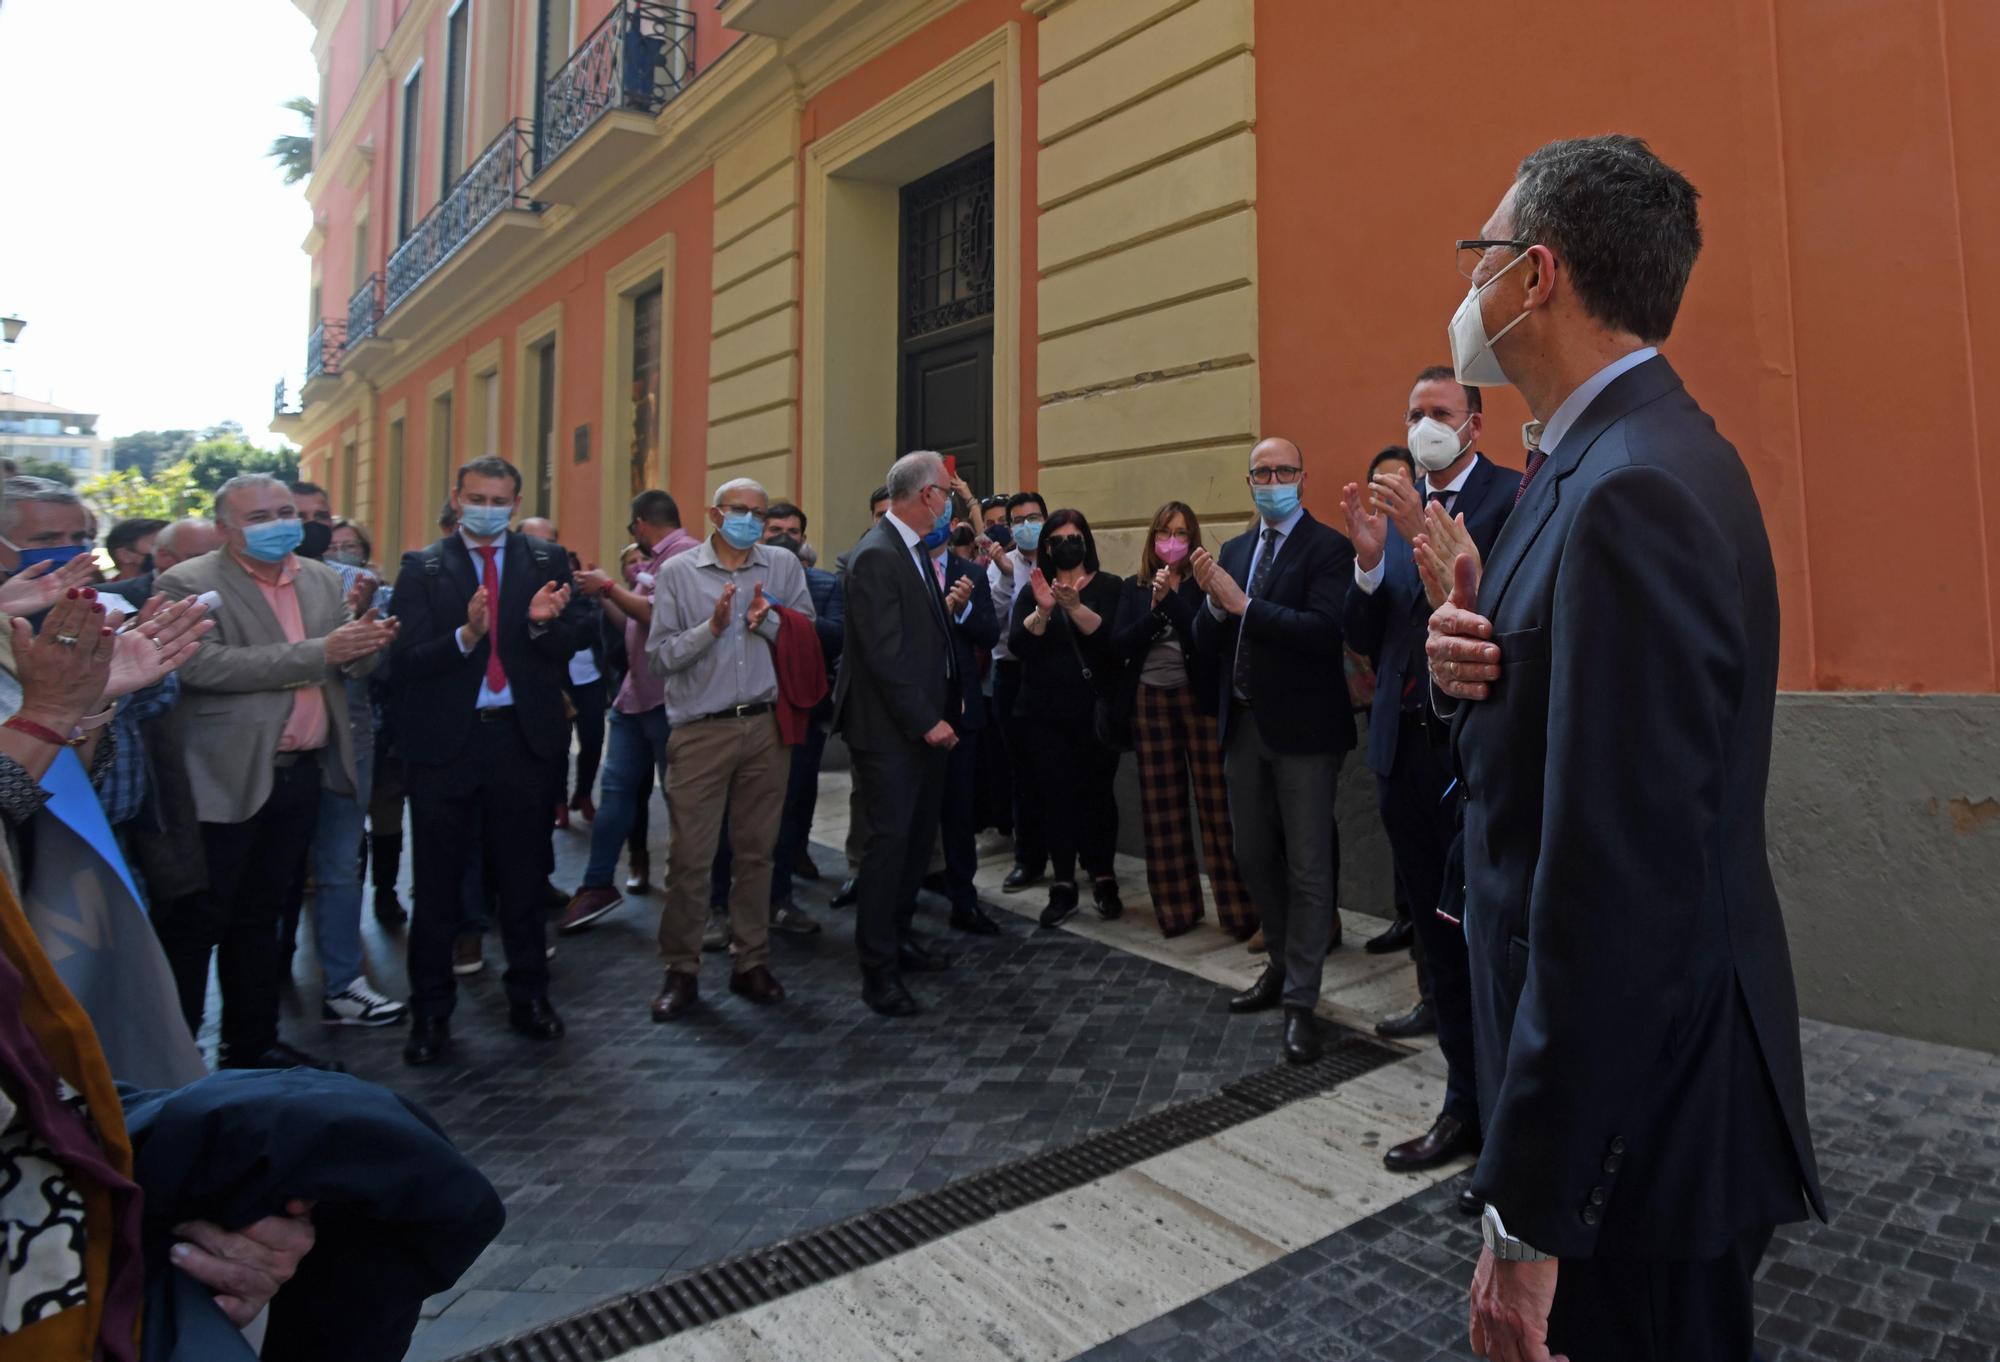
[155,517,223,572]
[519,517,557,542]
[1245,437,1306,523]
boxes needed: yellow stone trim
[380,398,410,554]
[801,21,1022,554]
[511,299,565,527]
[1036,50,1253,209]
[1037,0,1251,145]
[424,365,461,517]
[1033,0,1195,80]
[597,231,676,557]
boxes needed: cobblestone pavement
[1077,1019,2000,1362]
[274,821,1316,1361]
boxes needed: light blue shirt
[1208,502,1305,623]
[455,529,515,709]
[1537,346,1659,460]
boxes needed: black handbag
[1058,608,1133,753]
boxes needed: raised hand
[574,566,614,597]
[344,573,379,619]
[1426,554,1500,701]
[1342,481,1388,571]
[708,582,738,637]
[1150,565,1173,607]
[1050,575,1081,613]
[1189,547,1219,593]
[105,598,212,700]
[528,580,570,624]
[944,572,974,615]
[1370,466,1424,542]
[983,538,1014,575]
[463,587,490,642]
[324,608,400,666]
[0,554,101,618]
[1190,547,1247,616]
[1028,567,1056,613]
[14,590,114,730]
[744,583,772,631]
[1414,503,1481,610]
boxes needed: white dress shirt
[988,547,1033,663]
[1355,454,1484,596]
[454,529,515,709]
[1536,346,1659,460]
[1208,503,1304,621]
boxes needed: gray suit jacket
[156,550,376,825]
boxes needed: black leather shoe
[651,972,699,1022]
[862,968,921,1017]
[508,997,566,1041]
[220,1040,346,1072]
[830,878,859,908]
[1384,1112,1481,1173]
[1228,966,1283,1014]
[1001,865,1042,894]
[729,965,786,1005]
[1375,999,1437,1039]
[1282,1006,1323,1065]
[898,938,952,973]
[1458,1186,1484,1217]
[1364,916,1414,955]
[403,1018,450,1067]
[1092,877,1123,920]
[949,903,1001,935]
[1037,882,1080,929]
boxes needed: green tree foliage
[268,96,315,186]
[183,437,299,493]
[10,456,77,487]
[111,429,197,476]
[80,460,211,522]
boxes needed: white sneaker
[322,980,409,1027]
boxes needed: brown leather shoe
[1383,1112,1481,1173]
[728,965,785,1005]
[558,885,623,935]
[650,971,699,1023]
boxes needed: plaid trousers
[1133,682,1256,935]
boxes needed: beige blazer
[156,550,378,825]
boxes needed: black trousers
[1377,719,1476,1125]
[850,741,949,973]
[1549,1223,1774,1360]
[406,712,558,1019]
[1026,712,1119,885]
[939,723,982,913]
[565,677,607,801]
[161,757,323,1057]
[994,661,1044,872]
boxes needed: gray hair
[0,476,83,533]
[212,474,292,526]
[711,477,767,508]
[886,451,944,501]
[797,540,819,569]
[156,517,215,556]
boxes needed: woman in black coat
[1106,502,1256,940]
[1007,509,1124,928]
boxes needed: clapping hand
[1150,565,1173,607]
[324,608,399,666]
[982,538,1014,575]
[708,582,738,636]
[1426,555,1500,701]
[1028,567,1056,613]
[106,597,212,700]
[1369,466,1424,541]
[13,589,113,730]
[528,581,570,623]
[1413,501,1481,611]
[744,583,772,631]
[343,573,379,619]
[0,554,101,618]
[1341,481,1388,571]
[1189,547,1247,616]
[1049,576,1081,613]
[944,572,974,615]
[463,587,490,642]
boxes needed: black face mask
[1043,536,1086,571]
[949,526,975,548]
[297,520,334,561]
[138,553,156,577]
[767,533,803,558]
[985,523,1013,549]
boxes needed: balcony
[271,378,303,439]
[379,120,545,337]
[531,2,695,204]
[342,274,396,379]
[301,317,346,404]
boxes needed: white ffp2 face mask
[1449,247,1535,387]
[1407,414,1474,472]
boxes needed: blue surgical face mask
[920,523,950,551]
[242,518,305,563]
[3,540,90,573]
[1011,520,1043,553]
[719,512,764,550]
[459,503,512,539]
[1252,484,1301,522]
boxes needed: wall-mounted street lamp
[0,316,23,345]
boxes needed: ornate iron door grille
[902,147,995,341]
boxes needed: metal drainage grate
[451,1032,1402,1362]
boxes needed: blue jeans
[308,747,371,998]
[583,706,670,888]
[710,722,826,908]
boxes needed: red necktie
[1515,449,1548,505]
[476,545,507,693]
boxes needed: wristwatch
[1481,1203,1553,1262]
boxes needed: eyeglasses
[1247,465,1303,486]
[1456,238,1531,280]
[718,504,766,520]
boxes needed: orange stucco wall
[1255,0,1998,694]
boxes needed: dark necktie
[1231,526,1280,700]
[1515,449,1547,505]
[1427,488,1452,513]
[475,545,507,693]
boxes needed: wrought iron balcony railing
[347,274,383,346]
[305,317,346,383]
[274,378,299,418]
[384,120,540,315]
[539,2,695,172]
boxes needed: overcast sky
[0,0,319,445]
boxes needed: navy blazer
[385,532,586,767]
[941,553,999,732]
[1344,454,1521,778]
[1451,355,1823,1261]
[1107,575,1224,718]
[1188,509,1357,755]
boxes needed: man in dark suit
[1343,369,1522,1188]
[931,530,1002,936]
[388,455,585,1066]
[1426,136,1822,1361]
[831,451,970,1017]
[1189,437,1356,1065]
